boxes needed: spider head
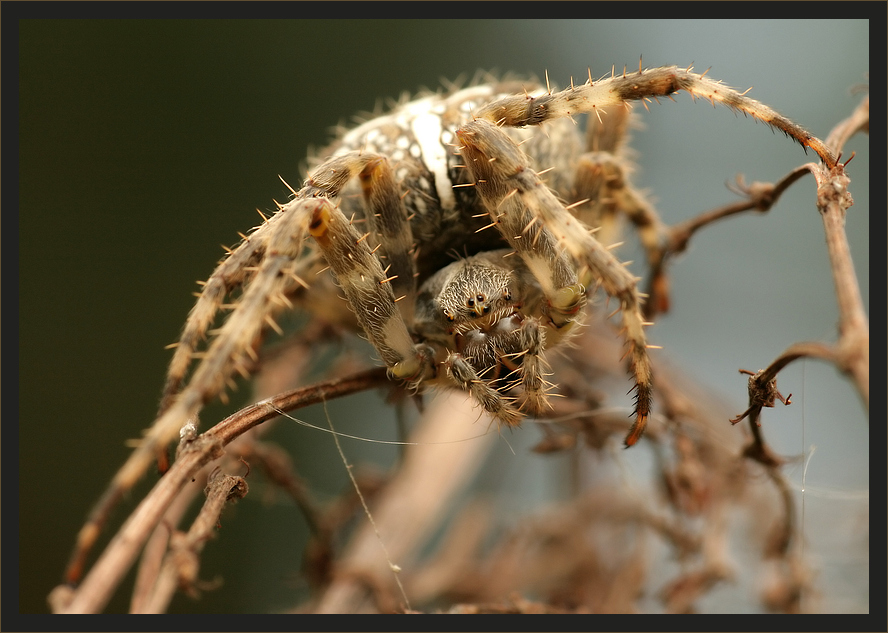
[437,257,517,335]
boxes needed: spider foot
[445,352,524,427]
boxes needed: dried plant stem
[814,163,869,407]
[53,367,389,614]
[731,95,869,428]
[644,165,810,319]
[671,166,812,249]
[133,471,249,613]
[129,472,203,613]
[789,96,869,405]
[743,157,868,414]
[718,96,869,614]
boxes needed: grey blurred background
[19,18,870,614]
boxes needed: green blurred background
[19,17,870,614]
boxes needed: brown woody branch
[730,93,869,432]
[720,95,868,613]
[644,166,810,319]
[132,470,249,613]
[51,367,389,614]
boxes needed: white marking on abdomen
[407,102,453,212]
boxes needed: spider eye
[502,288,512,301]
[466,298,474,307]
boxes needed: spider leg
[461,126,586,337]
[305,155,433,385]
[475,65,836,168]
[457,119,653,446]
[115,153,435,510]
[159,209,319,414]
[502,316,550,415]
[358,156,418,325]
[573,107,671,316]
[444,351,523,427]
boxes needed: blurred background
[18,17,870,615]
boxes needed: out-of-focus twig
[133,471,249,613]
[52,367,389,614]
[310,390,501,613]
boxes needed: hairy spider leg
[457,119,652,447]
[459,63,839,446]
[301,153,434,386]
[80,153,435,567]
[357,157,418,326]
[573,106,671,316]
[474,65,836,168]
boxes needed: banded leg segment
[458,119,653,446]
[574,108,671,315]
[307,203,432,385]
[475,64,836,168]
[305,153,432,384]
[358,157,418,326]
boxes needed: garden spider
[110,62,835,510]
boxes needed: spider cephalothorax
[413,249,565,421]
[110,63,834,500]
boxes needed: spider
[110,62,835,499]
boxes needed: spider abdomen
[324,81,584,283]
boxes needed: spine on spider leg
[623,330,653,447]
[476,65,836,168]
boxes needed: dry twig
[52,368,389,614]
